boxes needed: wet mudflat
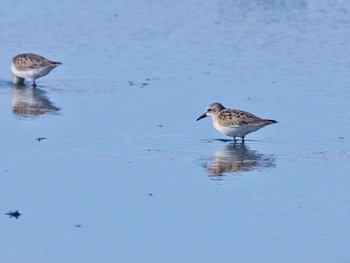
[1,1,350,262]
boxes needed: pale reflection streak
[12,84,60,117]
[204,143,275,176]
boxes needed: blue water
[1,0,350,262]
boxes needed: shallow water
[1,0,350,262]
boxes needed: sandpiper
[11,53,62,86]
[197,102,277,143]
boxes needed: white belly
[11,63,53,80]
[214,122,267,137]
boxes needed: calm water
[1,0,350,262]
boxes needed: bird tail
[52,61,62,66]
[265,119,278,124]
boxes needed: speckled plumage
[11,53,61,86]
[197,102,277,142]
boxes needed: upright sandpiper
[11,53,62,87]
[197,102,277,143]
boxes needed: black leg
[233,137,237,143]
[241,136,245,143]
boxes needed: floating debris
[36,137,47,142]
[6,210,21,219]
[74,224,82,228]
[127,80,150,88]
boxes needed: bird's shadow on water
[200,139,276,177]
[11,84,60,118]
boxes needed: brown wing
[217,109,266,127]
[13,54,54,70]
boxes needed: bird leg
[233,137,237,144]
[241,136,245,143]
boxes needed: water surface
[1,0,350,262]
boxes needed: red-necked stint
[11,53,61,86]
[197,102,277,143]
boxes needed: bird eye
[207,109,211,112]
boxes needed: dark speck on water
[36,137,47,142]
[127,80,149,88]
[6,211,22,219]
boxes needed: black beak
[196,113,207,121]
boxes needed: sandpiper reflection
[204,143,275,176]
[12,84,60,117]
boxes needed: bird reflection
[12,84,60,117]
[204,143,275,176]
